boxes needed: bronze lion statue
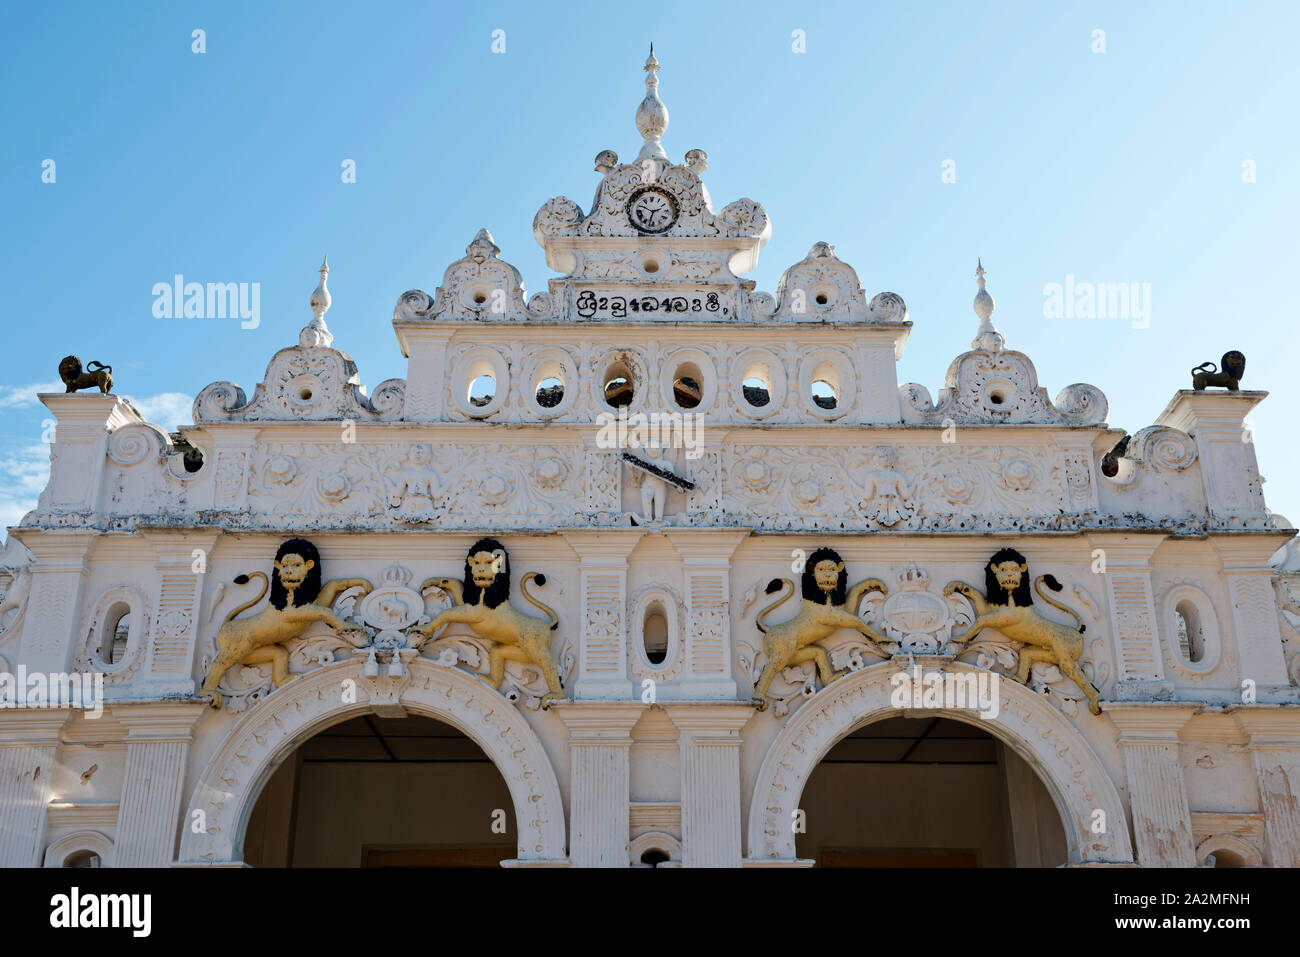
[1191,351,1245,391]
[59,355,114,394]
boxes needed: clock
[627,186,678,234]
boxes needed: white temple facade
[3,52,1300,869]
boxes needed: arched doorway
[178,659,567,865]
[747,664,1134,865]
[795,716,1066,866]
[244,714,517,867]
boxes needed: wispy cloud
[0,382,65,408]
[122,392,194,432]
[0,441,51,533]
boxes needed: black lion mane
[269,537,323,610]
[463,537,511,609]
[802,546,847,604]
[985,547,1033,607]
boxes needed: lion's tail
[756,578,794,633]
[87,361,113,374]
[1036,575,1085,633]
[1191,361,1216,375]
[225,571,269,623]
[521,572,559,631]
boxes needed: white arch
[1195,834,1263,867]
[177,658,567,864]
[746,662,1135,865]
[44,830,115,868]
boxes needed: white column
[1232,709,1300,867]
[1088,534,1168,698]
[139,530,221,697]
[0,710,70,866]
[666,704,753,867]
[1107,705,1197,867]
[13,532,96,675]
[1213,539,1295,700]
[665,530,749,699]
[112,703,206,867]
[555,704,644,867]
[560,530,642,700]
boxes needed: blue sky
[1,1,1297,534]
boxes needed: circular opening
[603,359,635,408]
[468,374,496,408]
[815,293,828,306]
[473,291,487,305]
[644,602,669,665]
[643,258,660,274]
[536,375,564,409]
[811,379,838,410]
[183,448,204,473]
[672,361,703,410]
[639,849,670,867]
[988,390,1005,405]
[1208,849,1244,868]
[63,850,101,869]
[298,387,313,401]
[1175,600,1204,663]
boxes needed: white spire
[635,43,669,162]
[970,258,1004,353]
[300,255,334,348]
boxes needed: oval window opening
[104,602,131,665]
[1175,600,1204,663]
[64,850,101,869]
[811,379,838,410]
[536,375,564,409]
[643,602,669,665]
[742,361,771,408]
[468,374,496,408]
[672,361,703,410]
[603,360,635,408]
[640,848,670,867]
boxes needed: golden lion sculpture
[412,537,565,707]
[944,547,1102,715]
[752,547,889,711]
[199,538,372,709]
[59,355,113,394]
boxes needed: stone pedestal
[665,703,753,867]
[393,324,455,420]
[555,704,645,867]
[0,710,70,866]
[1107,705,1197,867]
[11,532,96,675]
[1156,390,1266,522]
[112,703,206,867]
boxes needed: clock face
[627,187,678,234]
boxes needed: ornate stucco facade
[3,53,1300,869]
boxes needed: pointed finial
[635,44,669,162]
[971,258,1003,352]
[301,255,334,348]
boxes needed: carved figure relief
[750,547,889,711]
[412,539,566,707]
[386,443,443,523]
[944,548,1102,714]
[199,538,372,709]
[857,445,913,527]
